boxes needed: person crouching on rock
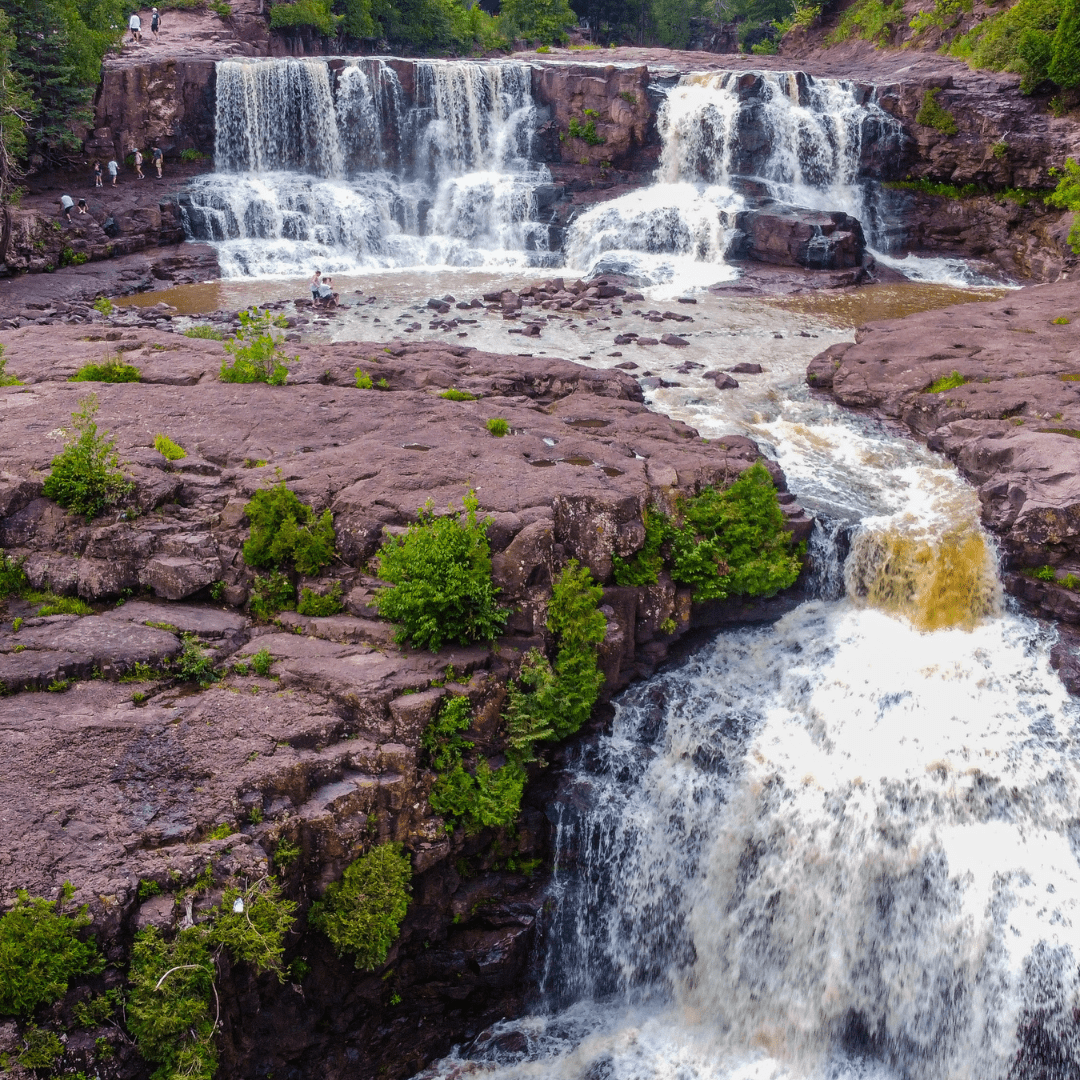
[77,198,88,214]
[318,277,337,308]
[59,194,74,223]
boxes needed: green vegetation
[355,369,389,390]
[486,417,510,437]
[184,325,224,340]
[439,387,477,401]
[908,0,970,35]
[502,0,576,41]
[205,822,234,841]
[374,491,509,652]
[308,843,411,970]
[1027,563,1080,587]
[296,582,344,617]
[825,0,904,44]
[249,571,296,621]
[885,177,1047,205]
[273,837,300,870]
[0,882,102,1017]
[251,647,274,677]
[128,877,295,1080]
[220,308,294,386]
[16,1025,64,1068]
[0,345,21,386]
[1048,157,1080,252]
[948,0,1078,93]
[0,553,28,599]
[270,0,337,32]
[563,116,606,146]
[42,394,133,520]
[154,434,187,461]
[33,592,92,616]
[175,634,217,685]
[1054,315,1072,323]
[612,462,803,602]
[243,480,336,577]
[915,88,959,135]
[925,369,968,393]
[69,359,140,383]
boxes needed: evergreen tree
[1049,0,1080,87]
[501,0,576,41]
[0,10,33,265]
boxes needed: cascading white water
[183,58,551,277]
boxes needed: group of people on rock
[310,269,339,309]
[58,146,164,224]
[127,7,161,43]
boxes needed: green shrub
[206,880,296,976]
[614,463,802,603]
[909,0,971,34]
[308,843,411,970]
[243,481,336,576]
[154,434,187,461]
[993,140,1010,159]
[16,1025,64,1068]
[486,417,510,437]
[915,88,960,135]
[826,0,904,43]
[0,883,102,1017]
[42,395,133,520]
[273,838,300,870]
[500,0,575,43]
[439,387,477,401]
[374,492,509,652]
[751,36,779,51]
[269,0,339,33]
[428,759,527,833]
[1048,156,1080,252]
[0,345,21,387]
[297,582,344,616]
[184,325,224,340]
[249,571,296,621]
[564,117,606,145]
[220,308,293,386]
[0,553,28,600]
[355,369,373,389]
[70,360,141,383]
[175,634,217,685]
[251,647,274,677]
[209,0,232,16]
[32,592,93,617]
[926,369,968,392]
[949,0,1065,92]
[1050,0,1080,86]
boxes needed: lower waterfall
[410,293,1078,1080]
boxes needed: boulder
[733,202,867,270]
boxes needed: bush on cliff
[374,491,509,652]
[825,0,905,44]
[219,308,293,386]
[269,0,339,32]
[43,394,133,520]
[502,0,576,42]
[0,882,102,1017]
[127,877,296,1080]
[1048,156,1080,252]
[243,480,336,577]
[612,462,803,602]
[308,844,411,970]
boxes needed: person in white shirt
[59,195,74,222]
[129,12,141,42]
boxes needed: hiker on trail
[151,6,160,40]
[59,195,74,223]
[133,147,144,179]
[93,161,102,188]
[310,268,321,305]
[77,198,88,214]
[107,159,119,186]
[152,145,163,178]
[129,11,141,42]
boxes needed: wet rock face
[733,203,867,270]
[806,280,1080,621]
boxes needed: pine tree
[1049,0,1080,87]
[501,0,576,42]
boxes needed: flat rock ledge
[0,328,812,1080]
[805,279,1080,688]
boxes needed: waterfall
[565,70,904,288]
[183,57,551,277]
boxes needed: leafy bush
[915,88,960,135]
[42,395,133,520]
[70,360,141,383]
[249,572,296,621]
[564,117,606,145]
[154,434,186,461]
[439,387,477,401]
[297,582,344,616]
[486,417,510,437]
[243,481,336,576]
[355,369,373,389]
[614,463,802,603]
[1053,315,1072,323]
[175,634,216,685]
[251,647,274,677]
[16,1025,64,1068]
[0,345,21,387]
[269,0,339,32]
[1048,156,1080,252]
[374,492,509,652]
[0,553,28,599]
[826,0,904,43]
[0,883,102,1017]
[184,325,224,340]
[500,0,576,43]
[909,0,970,34]
[925,369,968,392]
[220,308,294,386]
[308,844,411,970]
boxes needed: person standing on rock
[107,158,119,186]
[133,147,144,179]
[310,268,321,305]
[59,195,74,223]
[152,145,163,179]
[93,160,102,188]
[151,7,160,40]
[128,11,141,42]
